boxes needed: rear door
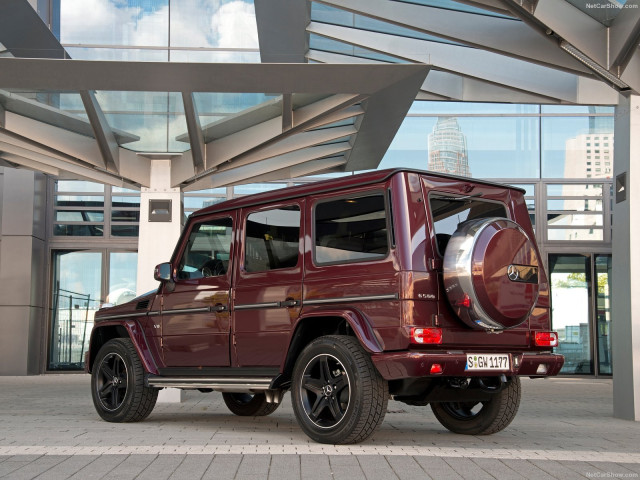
[232,201,304,367]
[161,213,235,367]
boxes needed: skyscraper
[428,117,471,177]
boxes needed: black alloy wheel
[222,392,280,416]
[91,338,158,423]
[95,351,128,411]
[430,376,521,435]
[299,353,351,428]
[291,335,388,444]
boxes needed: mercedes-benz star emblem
[507,265,520,281]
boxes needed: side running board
[146,375,272,392]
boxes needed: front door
[161,214,235,368]
[233,202,304,367]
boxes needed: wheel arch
[278,309,383,385]
[87,320,158,375]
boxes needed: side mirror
[154,262,172,282]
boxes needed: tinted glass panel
[111,225,140,237]
[55,210,104,222]
[108,252,138,306]
[315,194,388,264]
[380,116,540,178]
[111,210,141,222]
[245,207,300,272]
[429,195,508,255]
[178,218,233,280]
[54,224,104,236]
[542,116,614,178]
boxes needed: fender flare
[87,320,159,375]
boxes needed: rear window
[429,194,508,255]
[314,193,389,265]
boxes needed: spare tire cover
[443,217,540,330]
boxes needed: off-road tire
[291,335,388,444]
[91,338,158,422]
[430,376,521,435]
[222,393,280,416]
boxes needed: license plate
[466,354,510,371]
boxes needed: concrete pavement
[0,375,638,479]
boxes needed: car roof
[190,168,525,219]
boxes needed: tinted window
[315,194,389,264]
[177,217,233,280]
[429,195,508,255]
[245,207,300,272]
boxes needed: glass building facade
[33,0,614,375]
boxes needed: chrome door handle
[279,299,300,308]
[211,304,228,312]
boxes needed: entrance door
[548,253,612,376]
[50,250,103,370]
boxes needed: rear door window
[314,193,389,265]
[244,206,301,272]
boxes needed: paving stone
[413,456,463,480]
[68,455,129,480]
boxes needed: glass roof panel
[169,0,259,48]
[311,3,463,45]
[309,34,407,63]
[95,91,188,152]
[0,90,94,138]
[194,92,279,119]
[394,0,514,18]
[59,0,169,47]
[169,50,260,63]
[65,47,169,62]
[409,101,540,115]
[565,0,628,26]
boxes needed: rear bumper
[371,351,564,381]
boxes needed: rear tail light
[411,327,443,344]
[534,331,559,347]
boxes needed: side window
[314,193,389,265]
[177,217,233,280]
[429,195,508,255]
[244,206,301,272]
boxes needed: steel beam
[282,94,293,132]
[181,92,205,174]
[0,59,429,96]
[80,90,120,173]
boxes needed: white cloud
[60,0,258,49]
[210,1,258,48]
[60,0,168,46]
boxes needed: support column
[612,93,640,421]
[136,159,183,295]
[136,159,184,402]
[0,168,48,375]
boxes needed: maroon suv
[86,169,563,444]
